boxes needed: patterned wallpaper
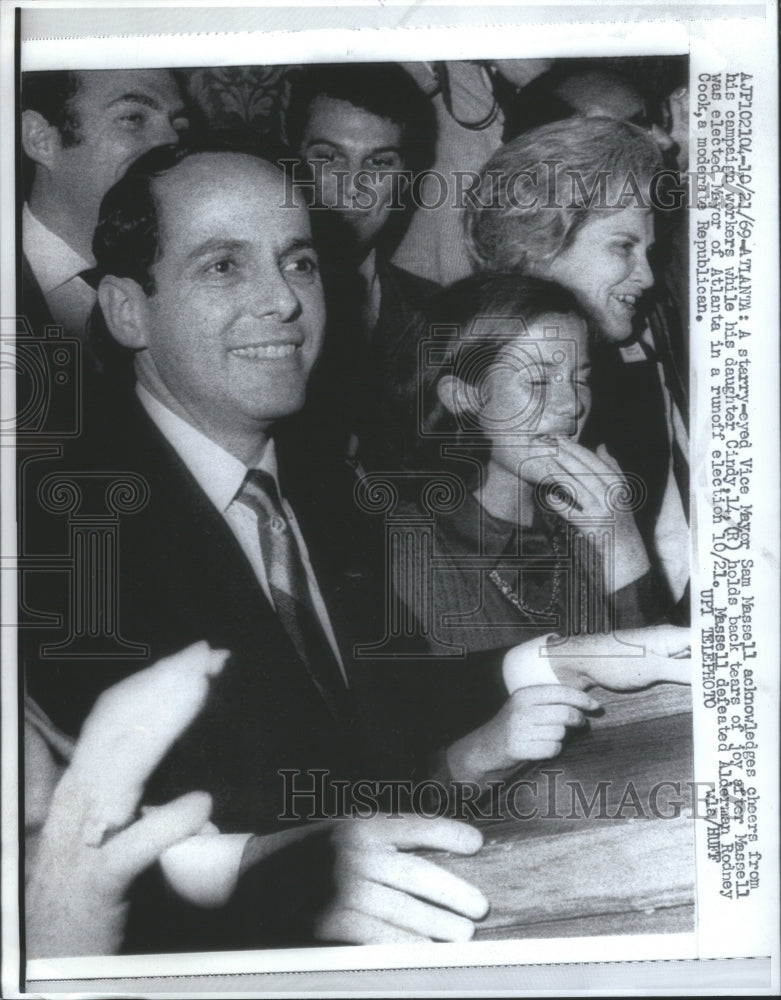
[177,56,686,147]
[181,64,294,142]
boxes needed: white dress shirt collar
[135,383,277,511]
[135,382,346,677]
[23,203,94,295]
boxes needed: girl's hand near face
[519,437,650,591]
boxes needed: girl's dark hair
[389,273,589,475]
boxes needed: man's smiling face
[132,153,325,454]
[299,95,405,255]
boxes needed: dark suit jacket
[21,386,508,950]
[20,253,55,334]
[23,392,379,832]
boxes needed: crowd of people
[19,59,691,956]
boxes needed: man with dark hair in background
[20,69,190,348]
[284,63,439,472]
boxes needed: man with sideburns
[20,69,191,347]
[23,141,688,955]
[22,142,495,952]
[283,63,439,471]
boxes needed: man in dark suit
[21,141,499,954]
[284,64,439,471]
[23,141,687,956]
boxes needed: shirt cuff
[502,634,560,693]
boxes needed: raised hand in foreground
[26,642,226,957]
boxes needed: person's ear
[21,110,61,170]
[97,276,151,351]
[436,375,480,417]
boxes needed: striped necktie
[237,469,350,722]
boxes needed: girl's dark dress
[395,489,668,656]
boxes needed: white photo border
[2,2,778,996]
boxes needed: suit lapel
[126,400,360,725]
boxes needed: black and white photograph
[1,2,778,996]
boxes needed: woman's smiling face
[540,206,655,344]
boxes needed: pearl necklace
[488,533,562,620]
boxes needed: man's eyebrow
[304,137,340,150]
[106,92,189,117]
[184,237,315,264]
[107,92,162,110]
[279,238,317,258]
[304,138,401,155]
[185,238,249,263]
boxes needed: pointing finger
[340,879,477,942]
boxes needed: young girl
[391,273,672,655]
[385,274,686,785]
